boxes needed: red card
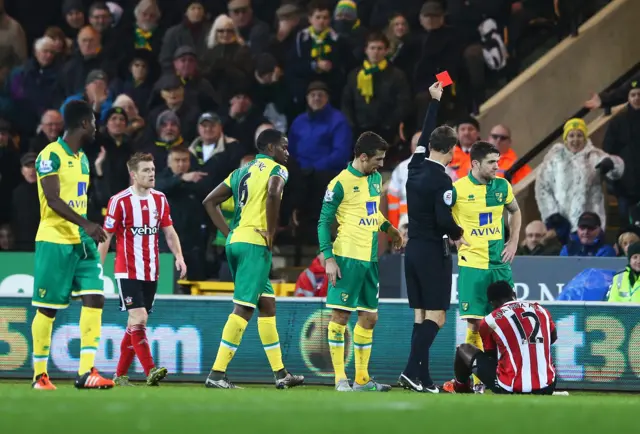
[436,71,453,87]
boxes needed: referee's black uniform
[400,99,464,392]
[404,100,463,312]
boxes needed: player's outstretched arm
[202,181,233,237]
[40,175,106,243]
[162,225,187,279]
[97,232,114,265]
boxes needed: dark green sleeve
[317,181,344,260]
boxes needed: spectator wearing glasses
[28,110,64,154]
[560,212,615,257]
[486,124,532,185]
[227,0,271,55]
[516,220,561,256]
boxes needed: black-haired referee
[398,82,467,393]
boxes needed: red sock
[131,325,155,376]
[116,328,135,377]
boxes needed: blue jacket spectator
[560,211,616,257]
[60,70,114,123]
[288,81,352,172]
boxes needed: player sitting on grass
[98,152,187,387]
[31,100,113,390]
[319,132,404,392]
[202,129,304,389]
[443,280,557,395]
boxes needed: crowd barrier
[1,296,638,391]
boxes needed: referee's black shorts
[404,238,452,310]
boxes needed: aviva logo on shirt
[68,181,88,208]
[359,201,379,226]
[470,212,501,237]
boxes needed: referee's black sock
[403,324,422,378]
[418,320,440,386]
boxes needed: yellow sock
[79,306,102,375]
[258,316,284,372]
[466,328,484,385]
[353,324,373,385]
[212,314,248,372]
[328,321,347,383]
[32,311,54,380]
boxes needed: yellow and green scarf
[357,59,388,103]
[135,26,153,51]
[309,27,332,59]
[155,136,184,148]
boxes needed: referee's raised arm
[409,83,442,170]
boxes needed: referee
[398,82,466,393]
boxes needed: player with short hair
[31,100,112,390]
[202,129,304,389]
[98,152,187,386]
[319,131,404,392]
[451,140,522,393]
[444,280,557,394]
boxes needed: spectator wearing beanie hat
[607,242,640,303]
[145,109,185,172]
[333,0,367,62]
[61,0,86,40]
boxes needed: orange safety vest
[497,148,532,185]
[450,145,471,179]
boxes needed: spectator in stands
[543,212,572,247]
[189,112,242,169]
[289,81,352,172]
[0,118,20,224]
[146,74,200,144]
[170,45,218,112]
[585,71,640,110]
[516,220,562,256]
[387,132,419,228]
[368,0,423,31]
[487,124,532,185]
[294,252,328,297]
[342,32,410,146]
[87,2,125,69]
[159,1,212,71]
[535,118,624,231]
[607,242,640,303]
[0,0,27,64]
[0,224,14,251]
[147,109,186,172]
[449,117,478,179]
[28,110,63,154]
[112,94,145,143]
[61,69,115,124]
[156,146,207,281]
[7,36,61,137]
[125,0,164,55]
[201,14,254,100]
[252,53,292,132]
[615,227,640,257]
[228,0,271,55]
[112,49,156,118]
[603,81,640,227]
[560,211,616,257]
[223,88,269,156]
[333,0,367,63]
[287,0,354,113]
[0,47,16,121]
[61,0,86,41]
[268,3,305,67]
[10,152,39,251]
[384,13,416,86]
[58,26,115,99]
[44,26,72,61]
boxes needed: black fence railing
[504,62,640,182]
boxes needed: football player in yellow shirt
[318,132,404,392]
[451,141,522,393]
[202,129,304,389]
[31,100,113,390]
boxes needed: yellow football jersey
[35,138,91,244]
[318,164,390,262]
[451,173,514,269]
[223,154,288,246]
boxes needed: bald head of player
[487,280,516,310]
[256,129,289,165]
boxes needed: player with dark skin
[38,112,107,321]
[451,281,558,393]
[202,136,289,322]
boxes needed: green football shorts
[226,242,275,308]
[457,265,514,319]
[326,256,379,313]
[32,241,104,309]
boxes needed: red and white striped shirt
[103,188,173,281]
[480,301,556,393]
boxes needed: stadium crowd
[0,0,632,284]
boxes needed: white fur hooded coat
[535,140,625,231]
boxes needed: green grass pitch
[0,381,638,433]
